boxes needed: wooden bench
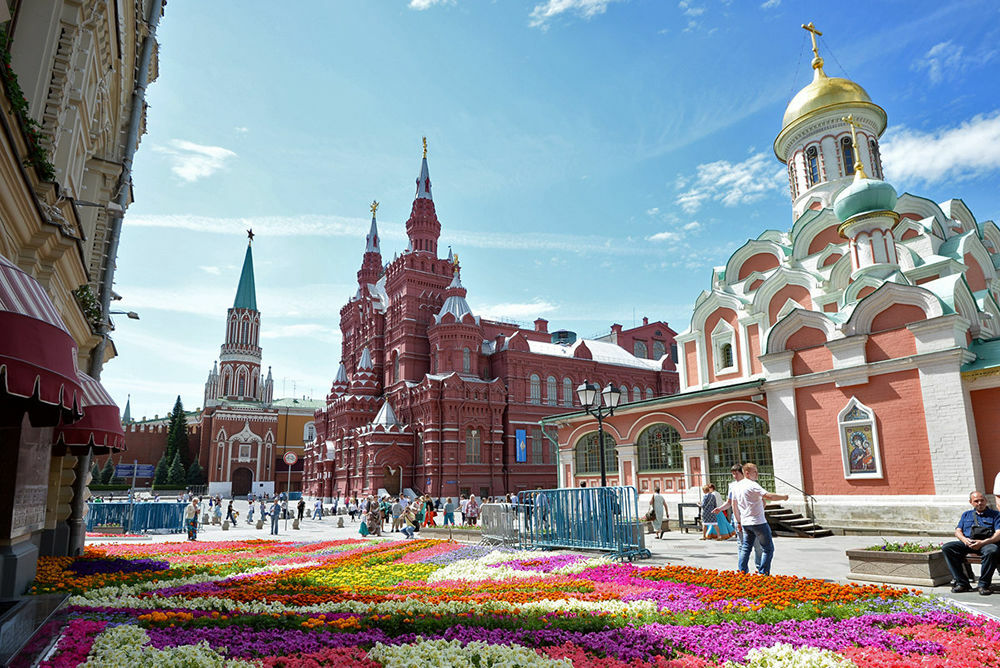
[963,554,982,581]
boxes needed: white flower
[367,638,570,668]
[724,643,858,668]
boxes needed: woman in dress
[184,498,200,541]
[707,483,736,539]
[700,485,718,540]
[423,496,437,527]
[466,495,480,526]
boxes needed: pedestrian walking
[226,500,236,524]
[466,495,480,526]
[460,495,469,525]
[270,498,281,535]
[716,462,788,575]
[297,498,305,521]
[650,486,670,539]
[391,497,404,532]
[184,498,200,541]
[700,485,718,540]
[443,498,456,526]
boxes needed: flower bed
[30,538,999,666]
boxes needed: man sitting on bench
[942,490,1000,595]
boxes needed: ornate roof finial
[422,136,427,159]
[452,252,459,268]
[370,200,379,217]
[841,114,869,180]
[247,228,255,245]
[801,22,825,72]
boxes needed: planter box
[846,549,951,586]
[92,525,125,535]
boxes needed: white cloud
[120,283,350,320]
[476,300,558,322]
[199,265,221,275]
[529,0,622,28]
[760,0,780,8]
[674,151,785,213]
[881,111,1000,185]
[682,221,701,231]
[153,139,237,182]
[678,1,704,17]
[648,231,680,242]
[646,207,660,216]
[912,40,995,84]
[409,0,452,8]
[234,126,249,135]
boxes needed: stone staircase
[765,503,833,538]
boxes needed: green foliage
[153,455,169,486]
[864,540,943,553]
[99,458,115,485]
[90,462,101,485]
[0,28,56,181]
[167,452,185,487]
[71,285,103,331]
[186,459,205,486]
[166,396,190,467]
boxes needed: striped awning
[0,254,84,426]
[54,371,126,455]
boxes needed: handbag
[970,514,994,540]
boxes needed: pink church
[543,32,1000,532]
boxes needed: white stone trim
[917,356,984,493]
[765,385,804,495]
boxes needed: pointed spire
[265,365,273,381]
[416,137,432,200]
[358,347,373,370]
[233,241,257,310]
[335,363,348,383]
[365,210,380,253]
[122,394,132,424]
[372,399,399,428]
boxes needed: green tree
[90,462,101,485]
[166,396,190,467]
[167,452,185,487]
[99,457,115,484]
[153,455,169,486]
[186,459,205,486]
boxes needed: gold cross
[370,200,379,217]
[802,22,822,59]
[841,114,868,179]
[422,136,427,159]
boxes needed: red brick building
[305,147,679,502]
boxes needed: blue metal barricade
[86,502,186,534]
[516,487,650,561]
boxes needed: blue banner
[515,429,527,463]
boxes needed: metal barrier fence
[480,503,519,545]
[514,486,650,561]
[86,501,186,534]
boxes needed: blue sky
[104,0,1000,420]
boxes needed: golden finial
[841,114,869,180]
[801,22,825,71]
[452,252,459,267]
[422,136,427,159]
[370,200,379,217]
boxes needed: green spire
[233,242,257,310]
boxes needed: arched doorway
[383,465,401,496]
[706,414,772,495]
[232,467,253,497]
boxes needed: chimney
[534,318,548,333]
[643,316,649,326]
[611,323,623,345]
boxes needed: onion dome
[782,68,881,133]
[834,177,898,224]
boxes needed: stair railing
[770,473,816,523]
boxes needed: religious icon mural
[838,398,883,479]
[845,425,876,474]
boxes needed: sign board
[515,429,527,463]
[115,464,156,478]
[426,477,432,487]
[283,452,298,466]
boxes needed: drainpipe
[68,0,164,555]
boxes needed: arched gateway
[232,467,253,497]
[706,414,773,494]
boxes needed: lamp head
[576,380,598,409]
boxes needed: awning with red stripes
[0,254,84,426]
[54,371,126,455]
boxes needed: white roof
[525,338,662,370]
[372,400,399,427]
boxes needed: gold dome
[782,65,874,130]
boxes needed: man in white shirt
[715,464,762,570]
[724,462,788,575]
[459,495,470,525]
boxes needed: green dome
[834,178,898,223]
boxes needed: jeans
[942,540,999,588]
[401,525,415,539]
[737,527,764,569]
[444,512,455,526]
[270,515,279,535]
[738,523,774,575]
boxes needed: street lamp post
[575,380,625,487]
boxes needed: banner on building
[515,429,527,463]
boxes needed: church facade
[305,147,680,502]
[543,28,1000,533]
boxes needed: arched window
[707,414,772,495]
[720,343,734,369]
[841,136,855,176]
[546,376,557,405]
[806,146,820,186]
[632,385,642,402]
[562,377,573,406]
[237,375,246,397]
[637,424,683,472]
[634,341,648,358]
[645,387,655,400]
[529,374,541,404]
[415,431,424,465]
[462,348,471,373]
[303,422,315,441]
[465,428,481,464]
[574,431,618,476]
[242,321,249,344]
[652,340,666,360]
[869,139,883,179]
[393,352,399,383]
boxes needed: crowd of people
[340,493,485,539]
